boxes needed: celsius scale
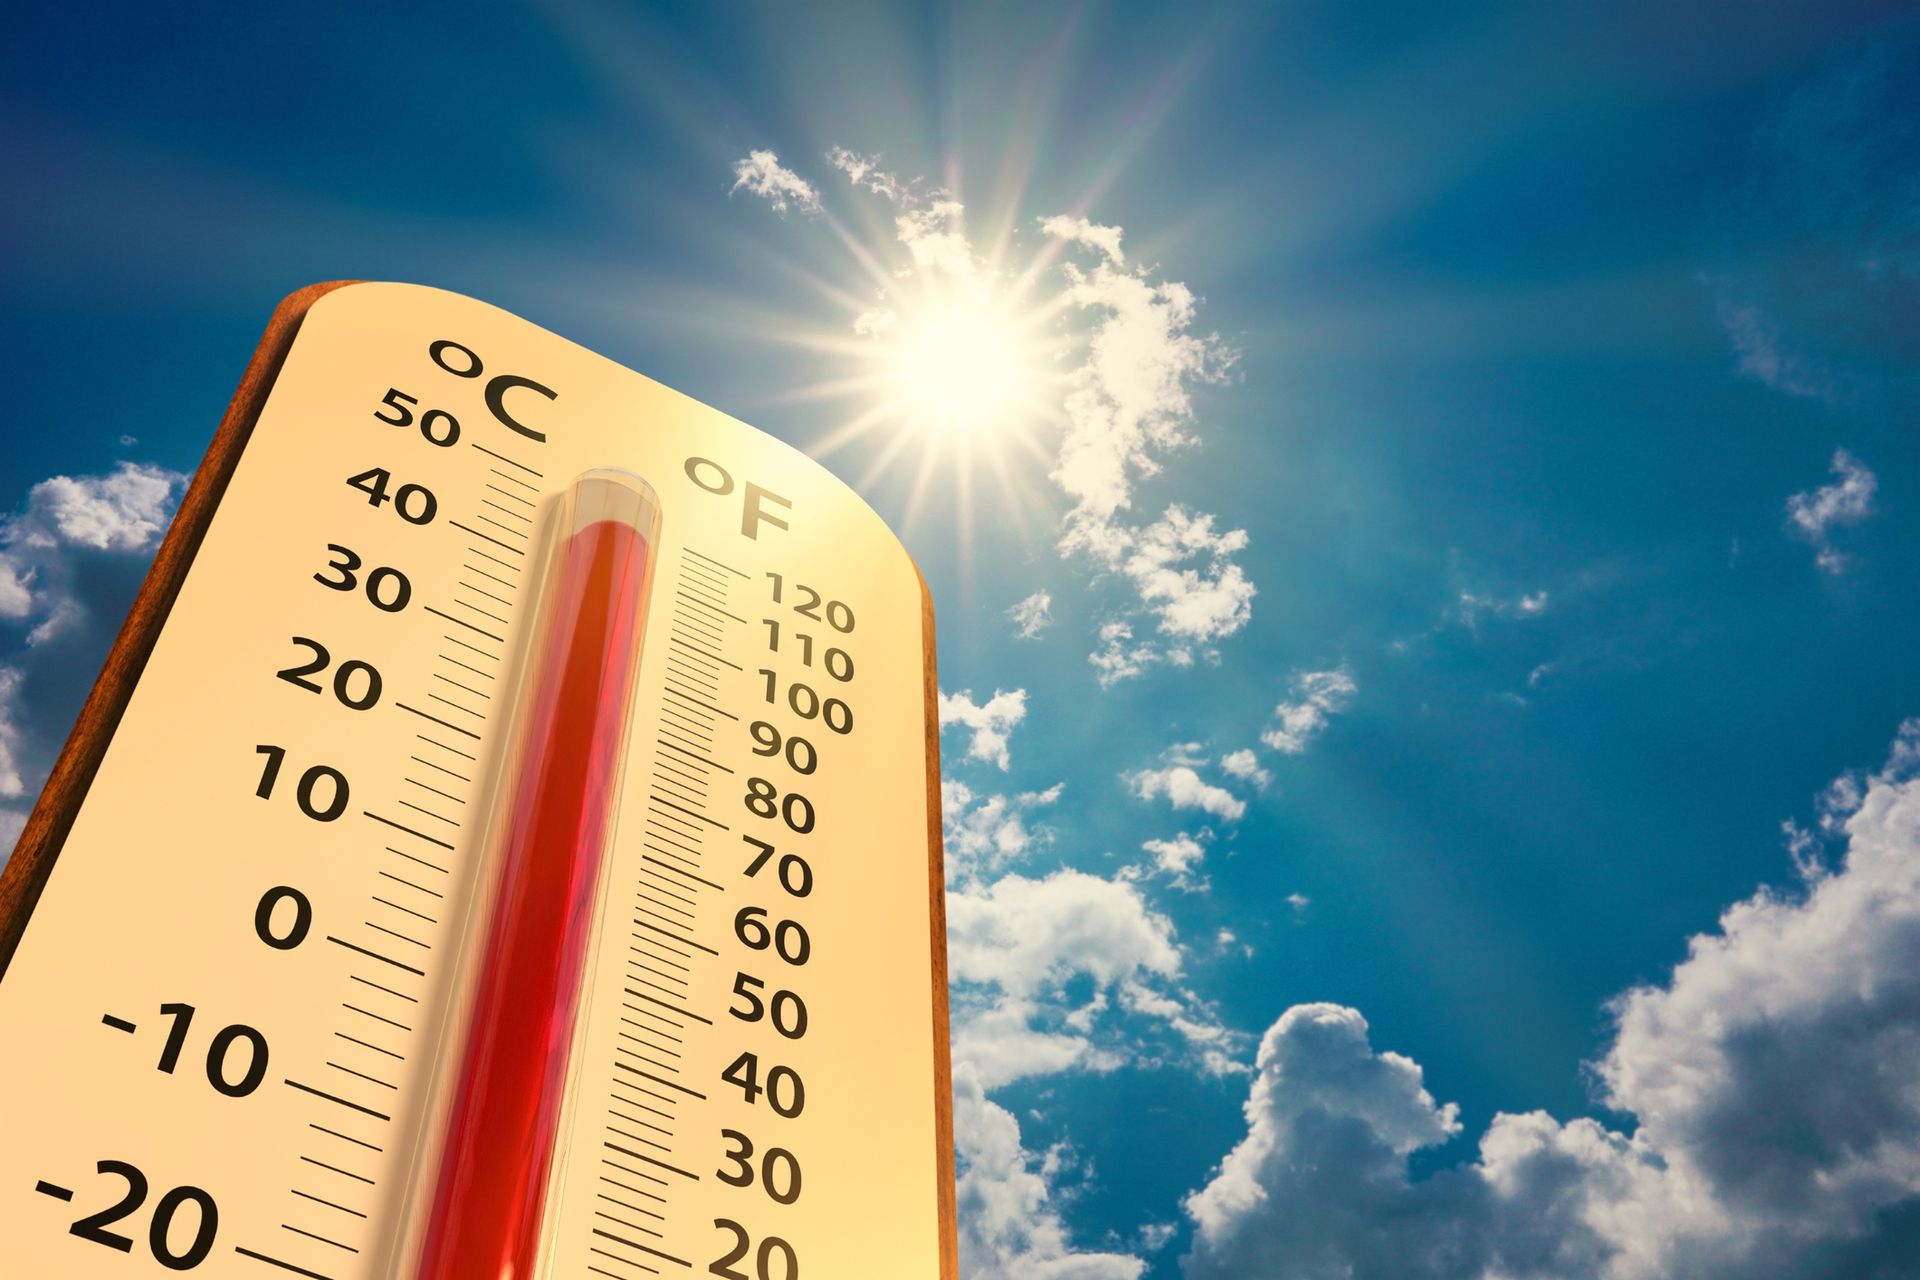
[0,283,957,1278]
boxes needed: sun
[861,283,1052,439]
[751,171,1078,537]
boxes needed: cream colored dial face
[0,284,946,1279]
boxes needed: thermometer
[0,282,958,1279]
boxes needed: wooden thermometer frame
[0,281,959,1278]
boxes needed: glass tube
[408,469,661,1280]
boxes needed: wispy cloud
[729,149,820,215]
[1715,295,1834,401]
[1786,448,1876,575]
[825,145,903,200]
[1456,588,1549,628]
[1007,590,1053,639]
[1262,666,1357,755]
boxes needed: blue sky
[5,3,1920,1276]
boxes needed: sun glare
[758,162,1083,539]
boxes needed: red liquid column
[414,471,661,1280]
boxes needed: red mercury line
[415,472,660,1280]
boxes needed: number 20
[711,1218,798,1279]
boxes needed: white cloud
[1009,590,1053,639]
[0,563,31,620]
[1122,507,1255,643]
[729,149,820,215]
[1046,233,1233,562]
[954,1067,1149,1279]
[1039,214,1125,264]
[1141,831,1210,890]
[948,866,1186,1087]
[950,867,1181,997]
[940,688,1029,771]
[825,145,902,200]
[942,768,1240,1088]
[1185,719,1920,1278]
[942,778,1060,883]
[1089,620,1158,687]
[1130,763,1246,822]
[0,666,26,801]
[1786,449,1876,575]
[1039,217,1252,674]
[1262,666,1358,755]
[1,462,184,835]
[13,464,176,553]
[895,199,977,279]
[1220,749,1270,789]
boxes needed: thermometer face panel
[0,283,951,1278]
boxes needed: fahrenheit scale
[0,283,957,1278]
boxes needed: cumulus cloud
[1008,590,1053,639]
[0,665,27,821]
[1786,448,1877,575]
[729,149,820,215]
[1129,759,1247,822]
[1262,666,1357,755]
[943,766,1240,1083]
[9,463,177,556]
[1121,507,1254,644]
[1220,749,1270,789]
[940,688,1029,771]
[1185,719,1920,1278]
[1140,831,1210,890]
[948,866,1187,1088]
[1,462,184,837]
[950,867,1182,1003]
